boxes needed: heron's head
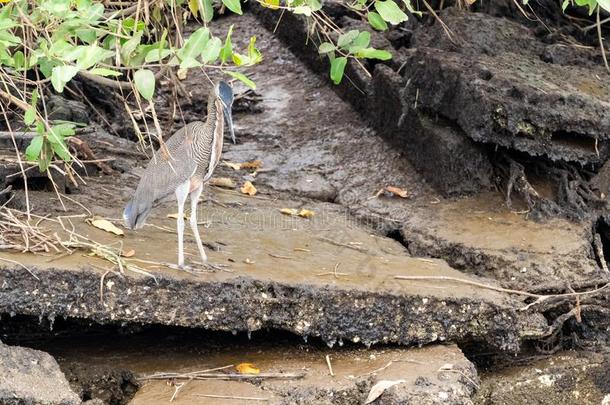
[215,81,235,144]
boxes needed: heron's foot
[192,260,230,272]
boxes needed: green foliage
[134,69,155,101]
[330,56,347,84]
[0,0,262,171]
[374,0,408,25]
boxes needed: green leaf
[13,51,25,70]
[261,0,280,8]
[52,141,72,161]
[337,30,359,48]
[367,11,388,31]
[220,25,234,64]
[51,65,79,93]
[400,0,422,16]
[24,108,36,126]
[574,0,597,14]
[348,31,371,53]
[77,44,114,69]
[178,27,210,61]
[222,0,243,14]
[598,0,610,12]
[31,89,39,107]
[25,135,44,162]
[89,67,122,77]
[307,0,322,11]
[188,0,199,16]
[201,37,222,63]
[318,42,336,54]
[145,48,172,63]
[226,71,256,90]
[180,56,203,69]
[120,31,143,64]
[232,52,248,66]
[356,47,392,60]
[76,29,97,44]
[134,69,155,101]
[50,123,76,143]
[330,56,347,84]
[293,5,313,15]
[201,0,214,22]
[247,36,262,64]
[374,0,408,25]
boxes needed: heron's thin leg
[189,184,207,263]
[175,181,190,268]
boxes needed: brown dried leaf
[88,218,124,236]
[280,208,298,216]
[240,181,257,196]
[209,177,236,189]
[121,249,136,258]
[235,363,260,374]
[298,209,315,219]
[224,161,242,170]
[167,213,188,219]
[385,186,408,198]
[365,380,405,404]
[240,159,263,170]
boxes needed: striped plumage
[123,81,235,268]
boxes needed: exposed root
[593,232,609,273]
[495,152,607,220]
[504,157,539,212]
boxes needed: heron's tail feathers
[123,195,152,230]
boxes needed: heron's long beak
[223,104,235,144]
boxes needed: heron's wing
[134,122,203,204]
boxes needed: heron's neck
[202,93,220,129]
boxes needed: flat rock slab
[402,192,599,290]
[128,343,477,405]
[0,192,546,351]
[476,351,610,404]
[405,9,610,164]
[0,341,80,405]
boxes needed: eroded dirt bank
[1,3,610,404]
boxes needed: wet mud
[1,3,610,404]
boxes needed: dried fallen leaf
[88,218,124,236]
[240,159,263,170]
[235,363,260,374]
[385,186,408,198]
[167,213,188,219]
[223,160,263,171]
[209,177,236,189]
[280,208,299,216]
[121,249,136,258]
[298,209,315,219]
[240,181,257,196]
[365,380,405,404]
[280,208,314,219]
[224,161,242,170]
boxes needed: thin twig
[325,354,334,376]
[193,394,270,401]
[0,256,39,280]
[597,6,610,72]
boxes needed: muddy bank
[475,350,610,404]
[0,193,547,350]
[253,3,610,220]
[2,319,478,405]
[1,5,610,404]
